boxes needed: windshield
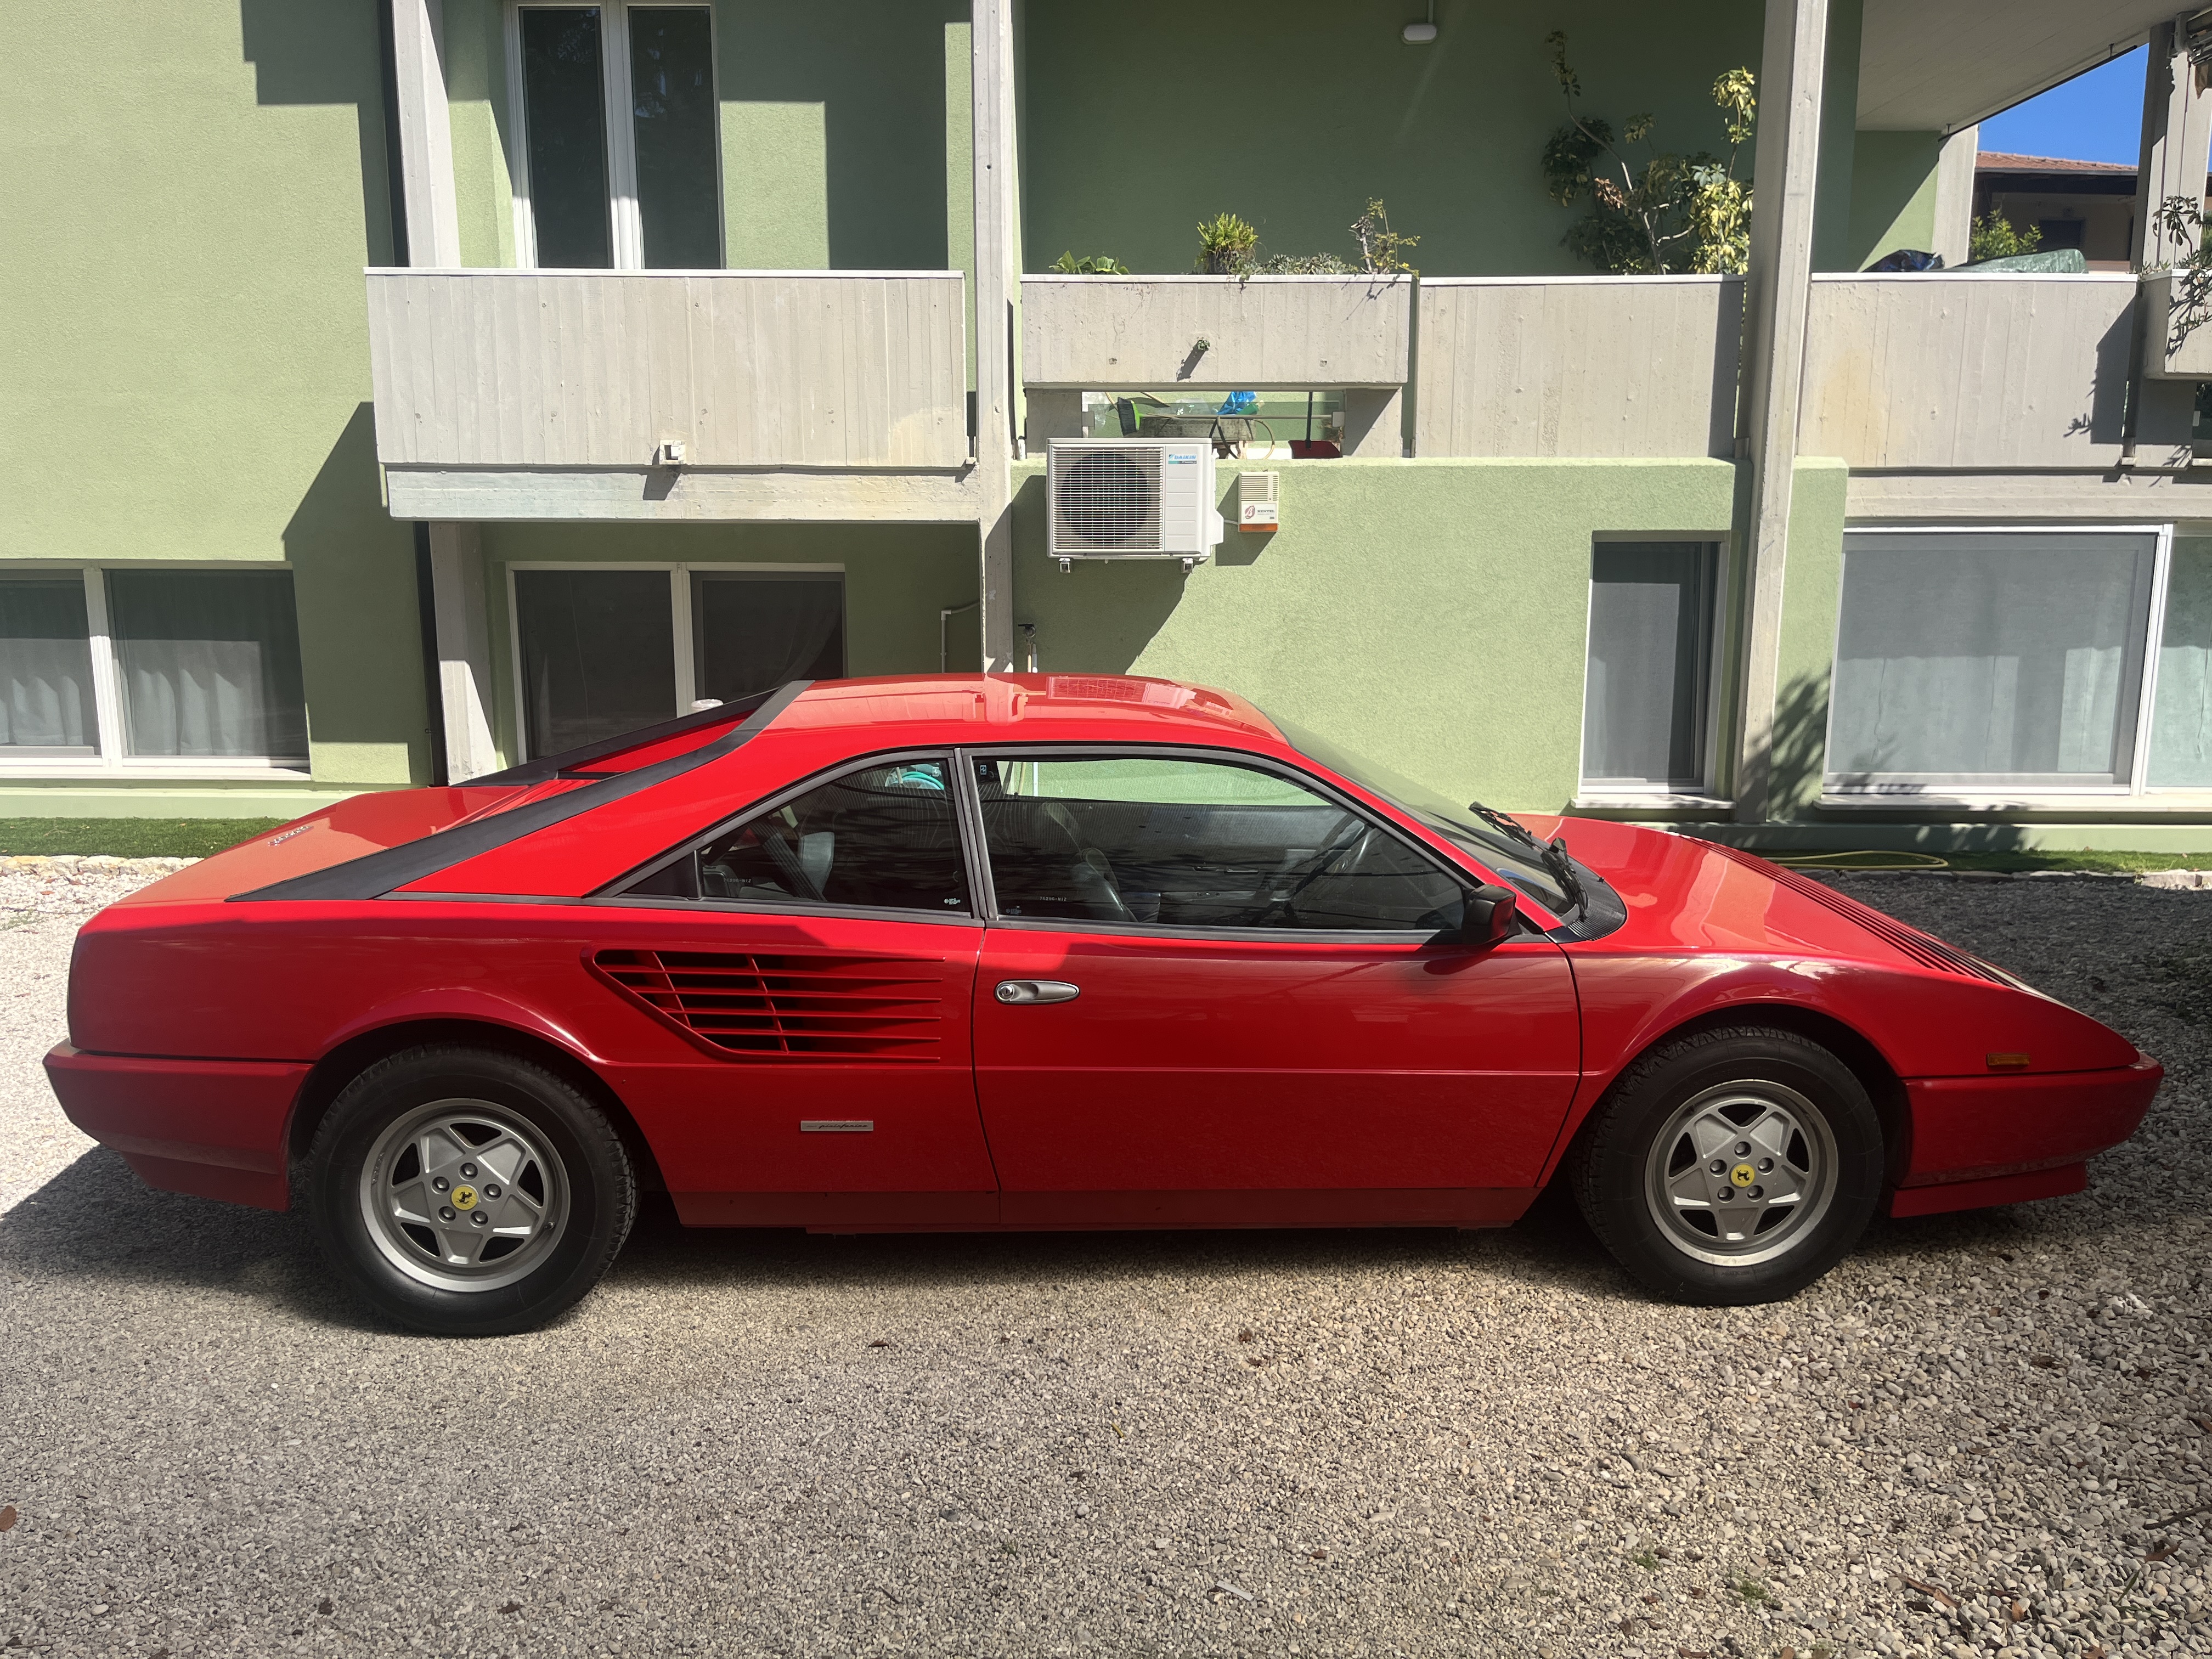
[1268,715,1578,920]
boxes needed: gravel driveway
[1,864,2207,1659]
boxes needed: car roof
[776,674,1286,744]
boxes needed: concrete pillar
[1340,389,1404,458]
[1930,126,1977,269]
[972,0,1018,673]
[427,523,498,780]
[2135,16,2212,270]
[389,0,461,268]
[2131,16,2210,466]
[1733,0,1830,825]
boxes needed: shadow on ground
[1,1147,1635,1334]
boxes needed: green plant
[1541,32,1755,274]
[1967,211,2043,263]
[1349,198,1419,275]
[1254,251,1354,275]
[1050,250,1129,275]
[1195,212,1261,274]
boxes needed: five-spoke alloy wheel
[309,1046,635,1336]
[1570,1025,1883,1304]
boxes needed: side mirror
[1456,883,1519,947]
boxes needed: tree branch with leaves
[1541,33,1755,275]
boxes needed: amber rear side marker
[1986,1053,2032,1070]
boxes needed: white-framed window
[505,2,723,270]
[0,566,310,777]
[1823,524,2211,804]
[507,563,844,759]
[1577,538,1728,802]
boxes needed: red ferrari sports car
[49,675,2158,1335]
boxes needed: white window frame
[1573,534,1734,810]
[505,562,845,761]
[0,563,312,780]
[504,0,724,272]
[1820,523,2182,810]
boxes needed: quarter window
[629,756,969,914]
[974,753,1466,932]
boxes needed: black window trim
[595,744,984,923]
[949,740,1521,946]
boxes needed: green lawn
[0,818,287,859]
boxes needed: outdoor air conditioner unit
[1046,440,1224,571]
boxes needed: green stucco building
[4,0,2210,854]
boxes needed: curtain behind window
[692,574,844,703]
[516,568,676,754]
[107,570,308,762]
[1829,532,2157,788]
[0,578,98,755]
[2151,539,2212,788]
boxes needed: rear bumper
[43,1043,307,1211]
[1890,1057,2160,1217]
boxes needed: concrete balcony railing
[1800,271,2136,470]
[365,268,970,520]
[1413,275,1743,459]
[2142,268,2212,380]
[1020,273,1412,390]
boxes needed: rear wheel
[1568,1026,1883,1304]
[308,1045,635,1336]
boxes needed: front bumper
[44,1043,308,1211]
[1889,1057,2160,1218]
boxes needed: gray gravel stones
[0,872,2206,1658]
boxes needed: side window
[630,757,969,914]
[974,754,1465,932]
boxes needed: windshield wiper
[1541,833,1589,921]
[1468,799,1541,849]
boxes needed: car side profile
[48,675,2160,1335]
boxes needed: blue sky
[1978,46,2145,164]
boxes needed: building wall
[475,522,982,768]
[1019,0,1768,277]
[1009,457,1742,814]
[0,0,431,815]
[1846,131,1942,267]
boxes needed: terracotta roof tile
[1975,151,2137,175]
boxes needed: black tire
[1568,1025,1883,1305]
[308,1045,636,1336]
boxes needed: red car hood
[1517,815,2011,970]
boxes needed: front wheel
[308,1045,636,1336]
[1568,1026,1884,1305]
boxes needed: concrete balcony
[1413,275,1743,460]
[365,268,974,521]
[1801,272,2137,470]
[2142,269,2212,381]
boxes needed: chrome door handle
[995,979,1080,1005]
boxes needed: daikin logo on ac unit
[1046,440,1224,572]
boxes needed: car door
[964,749,1581,1226]
[594,751,999,1226]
